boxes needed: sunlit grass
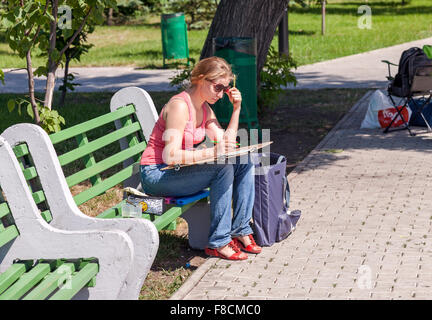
[1,0,432,69]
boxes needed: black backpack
[390,47,432,97]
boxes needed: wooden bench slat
[76,133,102,186]
[22,263,76,300]
[153,202,197,231]
[22,167,38,181]
[32,190,46,205]
[40,210,53,223]
[49,104,136,144]
[0,203,11,219]
[0,263,27,296]
[73,164,135,206]
[0,226,20,248]
[49,263,99,300]
[12,144,29,158]
[97,200,125,219]
[119,116,141,147]
[65,141,146,188]
[0,263,51,300]
[58,122,142,166]
[97,200,201,231]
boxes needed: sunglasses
[207,80,231,93]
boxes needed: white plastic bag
[360,90,411,129]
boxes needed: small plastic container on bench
[121,202,142,218]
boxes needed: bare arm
[162,99,216,165]
[205,87,242,154]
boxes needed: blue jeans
[140,158,255,249]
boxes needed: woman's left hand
[227,87,242,111]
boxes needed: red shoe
[205,240,248,260]
[233,234,262,254]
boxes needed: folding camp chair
[381,47,432,136]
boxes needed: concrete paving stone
[221,295,257,300]
[183,293,210,300]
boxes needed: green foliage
[258,46,297,113]
[0,70,4,85]
[59,72,80,92]
[57,27,93,97]
[117,0,144,13]
[0,0,116,125]
[108,0,149,24]
[1,1,51,59]
[7,98,65,134]
[168,0,218,29]
[37,105,66,134]
[169,58,196,89]
[0,0,116,77]
[140,0,172,14]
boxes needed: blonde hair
[190,56,234,87]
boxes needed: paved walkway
[0,67,179,93]
[171,91,432,300]
[287,36,432,89]
[1,37,432,93]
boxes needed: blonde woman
[140,56,261,260]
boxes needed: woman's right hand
[215,137,237,156]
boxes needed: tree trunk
[200,0,289,83]
[278,7,289,57]
[107,8,114,26]
[45,67,57,110]
[44,0,58,110]
[59,56,70,107]
[26,51,40,125]
[321,0,326,35]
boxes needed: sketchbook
[161,141,273,171]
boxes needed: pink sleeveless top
[140,91,207,165]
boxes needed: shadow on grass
[274,29,316,37]
[152,231,206,272]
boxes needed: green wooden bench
[0,136,135,300]
[1,87,212,291]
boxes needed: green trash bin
[212,37,259,129]
[161,13,190,68]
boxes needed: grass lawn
[287,0,432,65]
[0,87,369,299]
[0,0,431,69]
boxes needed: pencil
[211,140,241,148]
[211,140,240,145]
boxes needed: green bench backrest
[12,143,54,223]
[13,104,146,222]
[0,192,20,248]
[49,103,146,206]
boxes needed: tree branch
[24,0,49,39]
[56,6,94,67]
[48,0,59,61]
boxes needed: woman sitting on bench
[140,56,261,260]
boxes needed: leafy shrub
[258,46,297,113]
[169,0,218,30]
[7,99,65,134]
[169,58,195,90]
